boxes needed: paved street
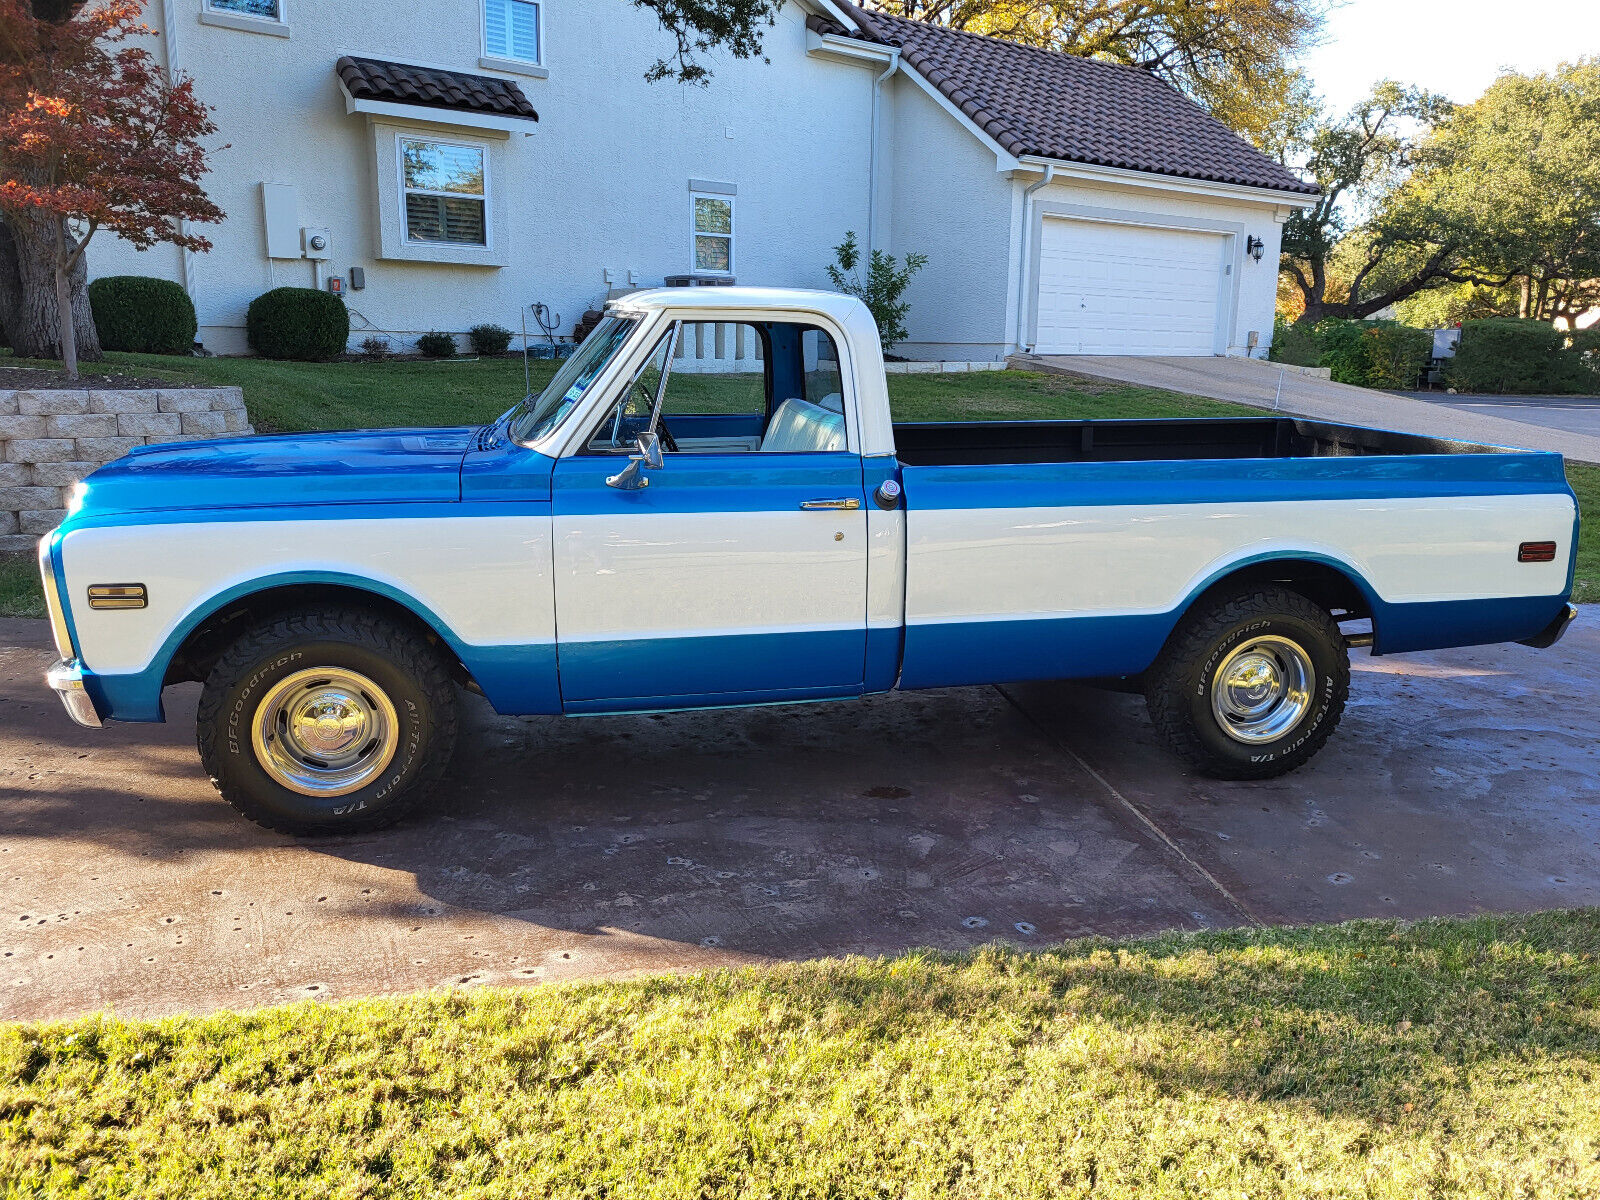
[1400,392,1600,441]
[3,612,1597,1021]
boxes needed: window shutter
[510,1,539,61]
[406,195,486,246]
[486,0,538,61]
[485,0,510,57]
[442,197,486,244]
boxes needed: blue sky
[1303,0,1600,113]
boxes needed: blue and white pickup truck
[39,288,1579,833]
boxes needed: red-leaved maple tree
[0,0,222,375]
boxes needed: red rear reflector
[1519,541,1558,563]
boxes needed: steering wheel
[610,376,678,452]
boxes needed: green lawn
[4,911,1600,1198]
[0,353,1594,613]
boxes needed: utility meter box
[302,228,333,260]
[260,183,300,260]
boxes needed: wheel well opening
[1188,560,1374,629]
[164,584,472,689]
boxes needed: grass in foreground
[1567,461,1599,603]
[0,553,42,620]
[4,911,1600,1197]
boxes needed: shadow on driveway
[2,612,1597,1021]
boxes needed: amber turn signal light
[87,584,147,610]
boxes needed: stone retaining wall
[0,387,253,553]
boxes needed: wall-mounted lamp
[1246,235,1265,262]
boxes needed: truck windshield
[507,315,639,445]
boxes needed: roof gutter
[1014,164,1055,353]
[1015,155,1319,208]
[159,0,200,304]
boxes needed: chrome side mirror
[606,431,664,490]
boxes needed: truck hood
[75,428,475,517]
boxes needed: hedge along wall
[0,387,252,553]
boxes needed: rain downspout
[160,0,199,305]
[1014,163,1055,352]
[866,50,899,259]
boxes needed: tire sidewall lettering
[220,643,432,818]
[1175,602,1346,772]
[226,651,303,757]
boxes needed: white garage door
[1034,218,1228,356]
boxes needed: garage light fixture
[1246,235,1265,262]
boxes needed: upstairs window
[401,138,488,246]
[206,0,281,17]
[485,0,541,63]
[692,194,734,275]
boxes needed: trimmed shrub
[357,335,391,359]
[1443,319,1592,394]
[468,323,514,355]
[88,276,197,355]
[1309,318,1429,389]
[1268,314,1323,367]
[416,331,457,359]
[1359,324,1431,390]
[246,287,350,361]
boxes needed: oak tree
[1276,82,1490,324]
[1412,59,1600,326]
[636,0,785,84]
[0,0,222,374]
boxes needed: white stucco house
[91,0,1318,360]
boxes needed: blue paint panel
[456,643,561,715]
[865,625,905,693]
[77,428,476,518]
[900,452,1570,511]
[1375,594,1569,655]
[60,500,551,533]
[82,570,563,723]
[898,592,1574,690]
[558,628,866,705]
[460,441,556,503]
[566,686,862,717]
[553,451,869,516]
[901,613,1175,688]
[85,669,165,723]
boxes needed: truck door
[550,321,869,712]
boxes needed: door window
[582,320,852,454]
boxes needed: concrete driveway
[4,611,1597,1023]
[1021,354,1600,464]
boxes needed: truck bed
[891,417,1509,467]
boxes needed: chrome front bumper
[47,659,103,728]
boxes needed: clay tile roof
[810,6,1315,196]
[335,56,539,123]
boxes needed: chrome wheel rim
[251,667,399,798]
[1209,636,1315,745]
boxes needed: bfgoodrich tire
[197,609,458,835]
[1144,586,1349,780]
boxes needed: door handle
[799,497,861,510]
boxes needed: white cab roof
[609,286,869,324]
